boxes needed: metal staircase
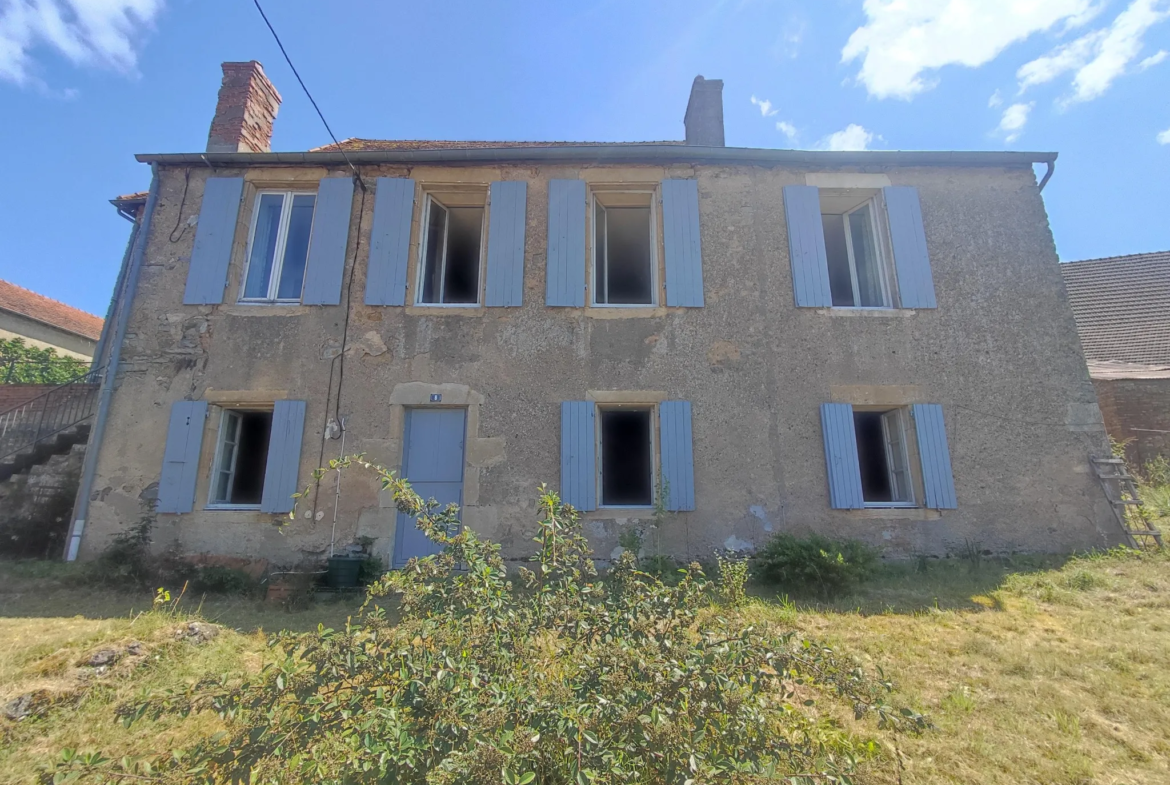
[1091,456,1164,550]
[0,368,103,482]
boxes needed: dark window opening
[212,410,272,506]
[853,409,912,504]
[595,203,653,305]
[600,408,653,506]
[420,199,483,305]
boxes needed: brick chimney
[684,75,724,147]
[207,61,282,154]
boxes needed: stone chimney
[684,75,724,147]
[207,61,282,153]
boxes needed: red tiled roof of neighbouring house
[0,279,104,342]
[1061,251,1170,369]
[309,138,686,152]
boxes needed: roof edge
[135,146,1058,168]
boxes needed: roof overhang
[135,146,1058,168]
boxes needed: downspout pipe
[66,165,161,561]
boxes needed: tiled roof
[309,138,685,152]
[0,279,104,342]
[1061,251,1170,369]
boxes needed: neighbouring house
[1061,251,1170,467]
[65,61,1120,566]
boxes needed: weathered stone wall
[1093,378,1170,467]
[77,161,1120,565]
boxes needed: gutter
[65,164,161,561]
[136,145,1058,169]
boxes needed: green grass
[2,549,1169,784]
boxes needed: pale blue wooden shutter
[365,177,415,306]
[560,401,596,511]
[783,185,832,308]
[661,179,704,307]
[911,404,957,509]
[884,186,937,309]
[820,403,863,509]
[485,181,528,306]
[184,178,244,304]
[157,400,207,513]
[659,400,696,511]
[546,179,587,306]
[261,400,306,513]
[302,177,355,305]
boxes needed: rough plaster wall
[78,161,1119,565]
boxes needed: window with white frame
[592,191,656,306]
[241,191,316,303]
[417,193,485,305]
[820,190,894,308]
[209,409,273,507]
[853,408,913,506]
[599,407,655,507]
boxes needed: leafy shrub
[62,457,924,785]
[755,533,879,597]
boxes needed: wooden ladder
[1091,457,1164,550]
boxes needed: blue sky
[1,0,1168,317]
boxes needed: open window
[241,191,316,303]
[417,192,485,305]
[820,190,894,308]
[209,409,273,508]
[853,408,913,506]
[599,407,654,507]
[592,191,656,306]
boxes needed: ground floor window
[210,409,273,507]
[853,408,913,505]
[599,407,654,507]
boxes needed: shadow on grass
[749,553,1073,615]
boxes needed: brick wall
[1093,378,1170,467]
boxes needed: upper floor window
[417,193,485,306]
[820,190,894,308]
[241,191,316,303]
[592,191,657,306]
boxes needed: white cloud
[750,94,778,117]
[997,101,1034,142]
[775,120,797,139]
[841,0,1098,99]
[820,123,875,151]
[988,89,1003,107]
[0,0,163,86]
[1158,126,1170,143]
[1138,48,1168,68]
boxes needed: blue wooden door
[393,408,467,568]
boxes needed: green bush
[755,533,879,597]
[60,457,924,784]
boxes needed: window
[418,194,485,305]
[593,192,656,306]
[241,191,316,303]
[599,407,654,506]
[209,409,273,507]
[820,190,893,308]
[853,408,913,506]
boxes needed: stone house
[66,61,1121,565]
[1061,251,1170,468]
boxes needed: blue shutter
[365,177,415,306]
[261,400,306,513]
[783,185,832,308]
[546,179,587,306]
[912,404,957,509]
[157,401,207,513]
[661,179,704,307]
[884,186,937,309]
[183,177,244,304]
[485,181,528,306]
[820,403,863,509]
[302,177,354,305]
[659,400,696,511]
[560,401,596,511]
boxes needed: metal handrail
[0,366,105,463]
